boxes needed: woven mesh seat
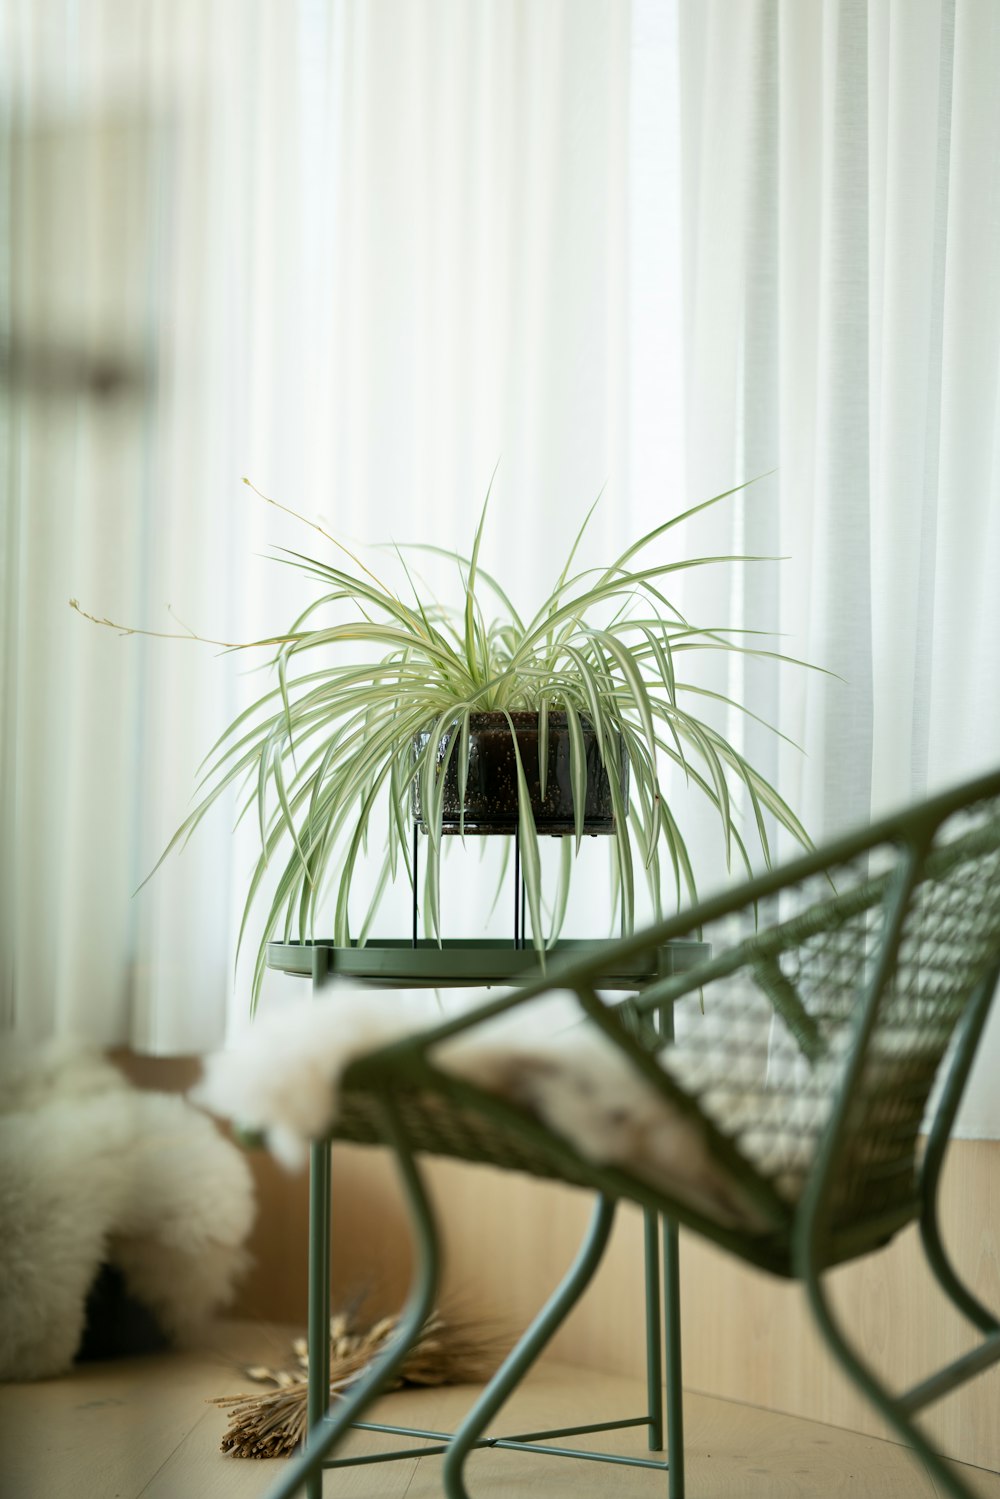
[335,777,1000,1270]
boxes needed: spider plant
[73,475,814,1009]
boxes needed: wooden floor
[3,1322,999,1499]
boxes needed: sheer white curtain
[673,0,1000,1134]
[1,0,639,1052]
[3,2,999,1136]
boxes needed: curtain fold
[676,0,1000,1134]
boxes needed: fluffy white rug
[195,990,769,1230]
[0,1038,256,1381]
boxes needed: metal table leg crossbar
[262,933,707,1499]
[292,1133,685,1498]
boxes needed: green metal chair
[264,764,1000,1499]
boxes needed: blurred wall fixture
[0,331,152,401]
[1,104,167,1045]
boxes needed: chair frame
[262,765,1000,1499]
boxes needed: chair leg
[802,1259,983,1499]
[263,1102,441,1499]
[920,1178,1000,1338]
[441,1195,618,1499]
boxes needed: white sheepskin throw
[0,1037,256,1381]
[196,991,768,1230]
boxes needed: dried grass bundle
[213,1308,503,1458]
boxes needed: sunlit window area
[2,6,999,1498]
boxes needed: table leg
[643,1208,664,1450]
[306,1138,332,1499]
[654,989,684,1497]
[663,1214,684,1499]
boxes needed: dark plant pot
[411,710,628,836]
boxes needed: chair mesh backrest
[649,787,1000,1227]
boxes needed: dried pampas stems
[213,1307,504,1458]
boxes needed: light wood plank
[5,1326,1000,1499]
[0,1323,285,1499]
